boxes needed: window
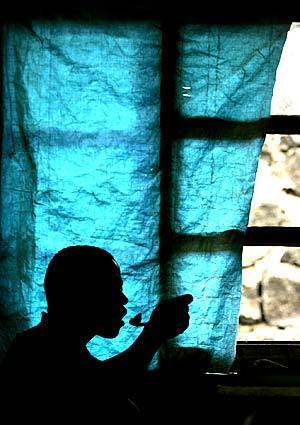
[0,11,292,370]
[240,23,300,342]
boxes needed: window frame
[1,10,299,366]
[158,20,300,353]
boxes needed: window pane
[171,23,288,368]
[178,24,288,121]
[168,248,242,369]
[174,24,288,235]
[1,21,162,360]
[240,246,300,341]
[1,21,289,370]
[240,24,300,341]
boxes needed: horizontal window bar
[244,226,300,246]
[159,231,243,259]
[0,7,297,24]
[268,115,300,134]
[174,116,300,139]
[237,341,300,346]
[161,228,300,256]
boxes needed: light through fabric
[0,21,289,370]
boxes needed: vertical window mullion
[159,20,179,296]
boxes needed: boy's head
[44,246,128,338]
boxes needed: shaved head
[44,245,127,338]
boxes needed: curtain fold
[0,20,289,370]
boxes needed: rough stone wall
[239,135,300,341]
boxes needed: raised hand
[146,294,193,340]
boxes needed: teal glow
[172,137,264,234]
[168,24,289,367]
[178,25,288,120]
[1,21,289,369]
[168,249,242,368]
[1,21,162,361]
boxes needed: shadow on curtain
[0,20,289,370]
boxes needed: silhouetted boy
[2,245,192,422]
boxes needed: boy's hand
[146,294,193,340]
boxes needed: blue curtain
[0,21,289,370]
